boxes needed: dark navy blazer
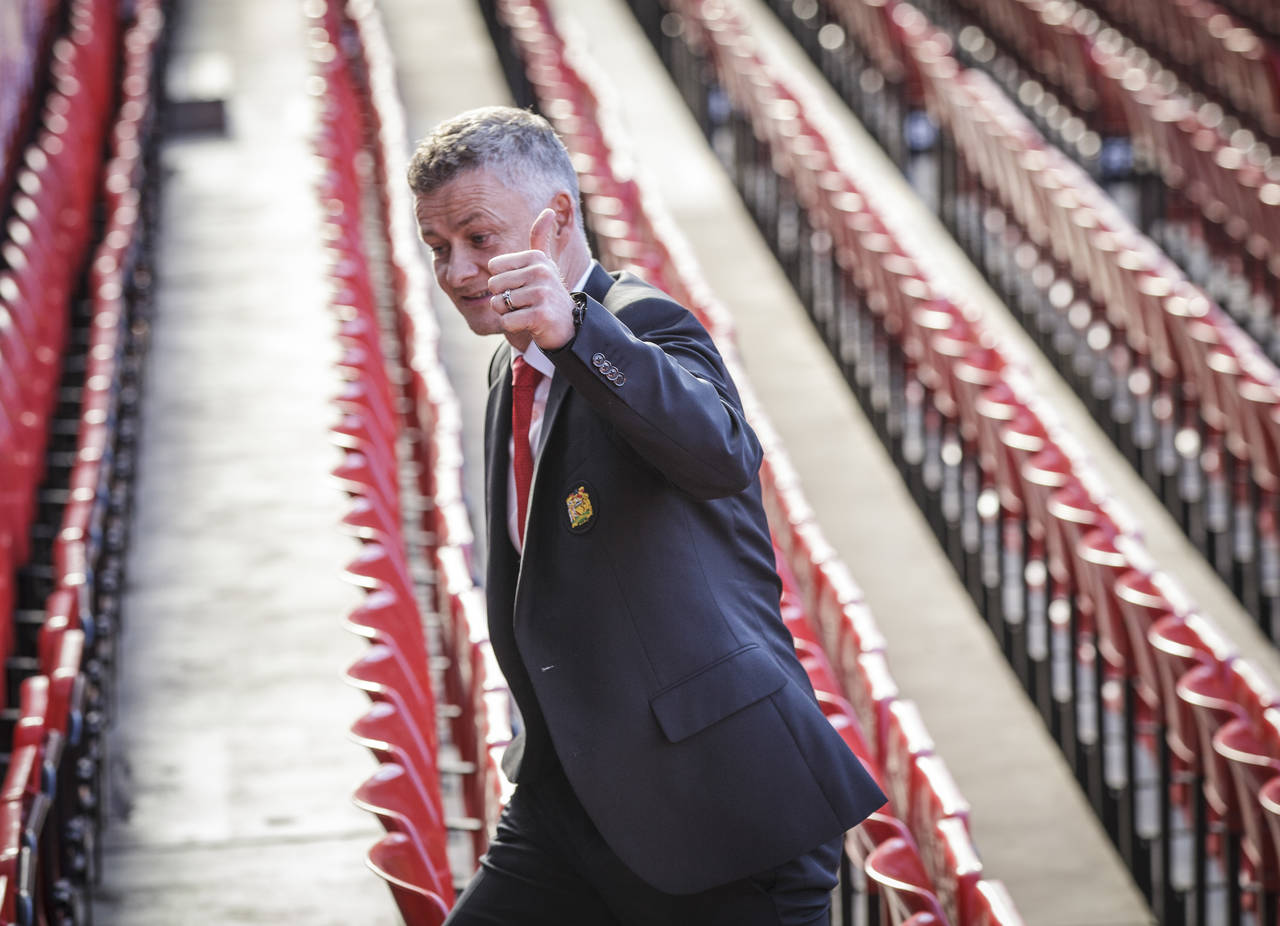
[482,263,886,895]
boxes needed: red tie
[512,356,543,547]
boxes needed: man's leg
[526,763,840,926]
[443,780,623,926]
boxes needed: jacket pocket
[649,644,788,743]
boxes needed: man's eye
[471,234,490,247]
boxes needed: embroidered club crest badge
[565,484,595,533]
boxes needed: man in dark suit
[409,106,885,926]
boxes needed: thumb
[530,207,556,255]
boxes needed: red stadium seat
[863,836,950,926]
[1211,710,1280,914]
[344,644,439,758]
[885,700,936,823]
[354,763,453,904]
[933,816,983,926]
[365,832,450,926]
[845,650,900,768]
[972,879,1026,926]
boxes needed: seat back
[365,832,450,926]
[864,836,951,925]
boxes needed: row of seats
[841,0,1280,403]
[306,0,516,919]
[490,1,1023,924]
[0,0,166,922]
[764,0,1280,628]
[643,0,1280,922]
[1088,0,1280,141]
[893,18,1280,635]
[914,0,1280,334]
[0,0,60,209]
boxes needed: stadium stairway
[88,0,397,922]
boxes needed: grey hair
[407,106,581,225]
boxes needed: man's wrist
[546,292,587,353]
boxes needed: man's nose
[443,251,478,290]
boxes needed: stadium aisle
[543,0,1154,923]
[90,1,398,923]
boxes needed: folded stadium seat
[810,557,864,662]
[353,763,454,904]
[331,413,399,497]
[429,500,477,570]
[932,815,983,926]
[344,589,435,712]
[912,300,982,423]
[885,699,936,826]
[863,836,951,926]
[350,701,450,829]
[431,542,477,688]
[334,380,400,475]
[776,569,820,649]
[1115,568,1189,729]
[344,644,439,760]
[835,599,889,692]
[1176,656,1278,922]
[338,489,403,549]
[1149,612,1238,773]
[365,832,450,926]
[1211,709,1280,922]
[907,753,973,903]
[342,541,416,605]
[1020,444,1076,581]
[335,340,398,418]
[441,587,491,793]
[420,434,469,546]
[795,638,842,699]
[845,649,900,769]
[785,518,837,626]
[1055,502,1123,645]
[971,878,1025,926]
[767,480,815,585]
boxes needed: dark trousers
[443,761,840,926]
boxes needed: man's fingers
[487,265,537,299]
[529,207,556,255]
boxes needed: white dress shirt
[507,261,598,552]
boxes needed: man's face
[414,167,541,337]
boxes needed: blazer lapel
[484,344,518,606]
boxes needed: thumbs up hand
[488,207,577,351]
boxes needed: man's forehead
[414,170,509,227]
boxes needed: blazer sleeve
[545,291,762,499]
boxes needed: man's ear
[550,190,577,238]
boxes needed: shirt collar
[512,260,599,377]
[570,260,597,294]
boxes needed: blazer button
[614,373,626,386]
[592,353,606,367]
[606,369,618,382]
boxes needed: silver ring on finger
[503,289,515,311]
